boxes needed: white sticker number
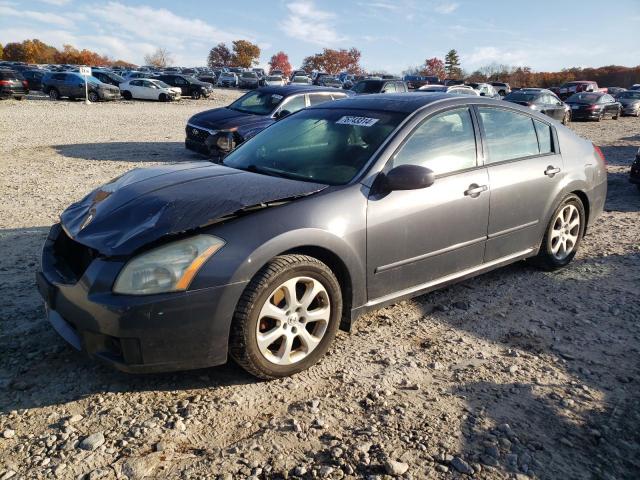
[336,116,380,127]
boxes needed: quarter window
[280,95,306,114]
[392,108,477,175]
[478,107,540,163]
[307,93,332,106]
[534,120,553,154]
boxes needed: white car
[119,79,181,101]
[263,75,285,87]
[217,72,239,88]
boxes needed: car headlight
[216,131,236,151]
[113,235,225,295]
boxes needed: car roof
[308,92,456,113]
[257,85,344,95]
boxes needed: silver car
[39,93,607,379]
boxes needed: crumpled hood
[189,107,271,132]
[60,162,327,256]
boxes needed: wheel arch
[570,189,591,233]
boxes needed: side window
[382,82,396,93]
[534,120,553,154]
[280,95,307,114]
[307,93,332,106]
[53,74,65,81]
[396,82,407,93]
[392,108,477,175]
[478,107,540,163]
[131,80,142,86]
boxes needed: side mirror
[275,109,291,120]
[383,164,435,191]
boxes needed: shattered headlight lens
[113,235,225,295]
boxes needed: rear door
[476,106,564,261]
[366,106,490,300]
[541,94,565,121]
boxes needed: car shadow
[409,250,640,479]
[0,226,259,415]
[599,145,637,167]
[53,142,206,163]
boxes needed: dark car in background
[37,94,607,379]
[90,70,125,87]
[565,92,621,121]
[0,69,28,99]
[185,86,350,160]
[21,69,45,91]
[402,75,439,90]
[42,72,120,101]
[490,82,511,96]
[606,87,626,97]
[352,79,408,94]
[630,148,640,191]
[318,76,343,88]
[239,71,261,89]
[504,88,570,124]
[197,74,217,86]
[552,81,601,100]
[616,90,640,116]
[157,74,213,99]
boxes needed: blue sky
[1,0,639,73]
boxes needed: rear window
[618,91,640,99]
[0,71,19,80]
[478,107,540,163]
[566,93,600,104]
[504,92,538,102]
[351,81,384,94]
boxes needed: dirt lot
[0,94,638,480]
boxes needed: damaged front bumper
[36,223,246,373]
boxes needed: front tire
[48,88,59,100]
[122,90,132,100]
[88,91,98,102]
[192,89,201,99]
[229,255,342,379]
[159,93,167,102]
[613,108,620,120]
[531,194,585,270]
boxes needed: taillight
[594,144,606,165]
[586,105,598,110]
[22,80,28,87]
[0,80,10,86]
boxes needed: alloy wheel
[550,204,580,260]
[255,276,330,366]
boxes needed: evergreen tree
[444,49,462,79]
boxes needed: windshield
[267,76,282,81]
[242,72,257,78]
[504,92,538,102]
[153,80,171,88]
[228,90,285,115]
[351,81,383,94]
[618,91,640,99]
[566,93,600,104]
[223,108,405,185]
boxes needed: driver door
[366,106,490,301]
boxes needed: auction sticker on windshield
[336,116,380,127]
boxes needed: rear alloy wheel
[48,88,59,100]
[531,194,585,270]
[122,91,132,100]
[229,255,342,379]
[88,91,99,102]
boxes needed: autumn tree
[422,57,445,80]
[300,48,363,74]
[22,39,57,63]
[0,44,3,60]
[231,40,260,68]
[144,47,173,68]
[207,42,232,67]
[444,49,462,79]
[2,42,26,62]
[268,51,292,77]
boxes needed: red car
[551,81,604,100]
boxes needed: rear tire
[15,96,23,101]
[88,91,98,102]
[48,88,59,100]
[613,108,620,120]
[122,90,132,100]
[192,89,202,99]
[159,93,167,102]
[530,194,585,271]
[229,255,342,379]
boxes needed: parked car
[197,74,217,86]
[119,79,181,101]
[239,71,261,89]
[552,81,603,100]
[630,84,640,91]
[20,69,45,91]
[318,76,343,88]
[606,87,626,97]
[503,88,570,124]
[289,70,308,81]
[217,72,239,88]
[38,93,607,378]
[466,82,501,98]
[312,72,330,85]
[291,75,312,85]
[42,72,120,101]
[90,70,125,87]
[351,79,408,94]
[616,90,640,116]
[264,75,286,87]
[630,148,640,191]
[402,75,439,90]
[490,82,511,96]
[185,86,350,160]
[417,84,478,96]
[564,92,621,121]
[123,71,152,80]
[157,74,213,99]
[0,69,27,99]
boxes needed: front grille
[53,229,97,282]
[186,125,211,143]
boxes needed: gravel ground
[0,94,639,480]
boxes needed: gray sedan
[38,94,607,379]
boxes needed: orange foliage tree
[301,48,363,74]
[268,51,292,77]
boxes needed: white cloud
[38,0,72,5]
[280,1,347,47]
[463,46,528,70]
[0,5,75,28]
[434,2,459,14]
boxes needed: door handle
[545,166,561,177]
[464,184,488,198]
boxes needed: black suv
[21,70,45,91]
[91,70,125,87]
[158,74,214,99]
[351,79,408,95]
[42,72,120,101]
[0,69,28,99]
